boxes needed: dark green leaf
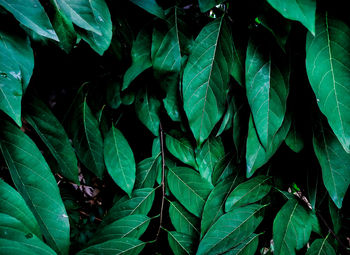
[197,204,265,255]
[168,231,195,255]
[167,166,213,217]
[0,0,58,41]
[104,126,136,196]
[183,17,233,144]
[267,0,316,35]
[135,155,160,189]
[198,0,224,13]
[285,119,304,153]
[106,80,122,110]
[24,96,79,183]
[223,233,260,255]
[329,199,341,234]
[211,153,236,186]
[0,120,70,255]
[130,0,165,19]
[306,237,336,255]
[225,176,272,212]
[273,199,313,255]
[305,13,350,152]
[231,34,245,86]
[0,238,50,255]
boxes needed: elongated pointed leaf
[0,238,49,255]
[77,238,145,255]
[0,179,41,238]
[196,136,225,184]
[183,17,233,144]
[89,214,150,245]
[104,126,136,196]
[231,32,245,86]
[135,155,160,189]
[211,154,236,186]
[130,0,165,19]
[169,200,200,236]
[101,188,155,227]
[24,96,79,183]
[197,204,265,255]
[306,13,350,152]
[166,132,197,169]
[198,0,224,13]
[225,176,271,212]
[135,88,160,136]
[0,0,58,41]
[201,175,242,237]
[285,119,304,153]
[246,35,289,150]
[224,233,260,255]
[123,29,152,90]
[273,199,313,255]
[168,231,195,255]
[0,120,70,254]
[313,122,350,208]
[306,237,336,255]
[329,199,341,234]
[267,0,316,35]
[167,167,212,217]
[70,98,105,178]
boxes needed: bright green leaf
[135,155,160,189]
[306,236,335,255]
[169,200,200,236]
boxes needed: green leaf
[246,114,291,178]
[0,179,41,238]
[285,119,304,153]
[306,13,350,152]
[70,97,105,178]
[106,80,122,110]
[313,121,350,208]
[0,238,52,255]
[201,175,242,238]
[167,231,195,255]
[89,214,150,245]
[197,204,265,255]
[0,0,58,41]
[166,131,197,169]
[123,28,152,90]
[101,188,155,227]
[223,233,260,255]
[273,199,313,255]
[130,0,165,19]
[225,176,272,212]
[167,166,213,217]
[198,0,224,13]
[135,155,160,189]
[168,200,200,236]
[245,35,289,150]
[329,199,341,234]
[104,126,136,197]
[77,238,145,255]
[135,87,161,136]
[0,120,70,255]
[24,96,79,183]
[267,0,316,35]
[162,74,182,122]
[231,34,245,86]
[306,237,336,255]
[211,153,236,186]
[196,136,225,184]
[183,17,233,144]
[77,0,112,55]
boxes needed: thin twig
[156,122,166,239]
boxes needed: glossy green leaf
[183,17,233,144]
[198,0,224,13]
[211,154,236,186]
[246,114,291,178]
[306,237,335,255]
[0,120,70,255]
[162,74,182,122]
[89,214,150,245]
[246,35,289,150]
[196,136,225,184]
[77,238,145,255]
[24,96,79,183]
[104,126,136,196]
[197,204,265,255]
[273,199,313,255]
[123,28,152,90]
[0,179,41,238]
[201,175,242,237]
[130,0,165,19]
[167,167,213,217]
[0,0,58,41]
[166,131,197,169]
[135,155,160,189]
[135,88,161,136]
[70,97,105,178]
[168,200,200,236]
[168,231,195,255]
[101,188,155,227]
[225,176,272,212]
[267,0,316,35]
[285,119,304,153]
[0,238,50,255]
[306,13,350,152]
[224,233,260,255]
[231,34,245,86]
[313,122,350,208]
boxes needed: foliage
[0,0,350,254]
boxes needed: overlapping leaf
[129,0,165,19]
[306,237,336,255]
[167,231,195,255]
[224,233,260,255]
[135,155,160,189]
